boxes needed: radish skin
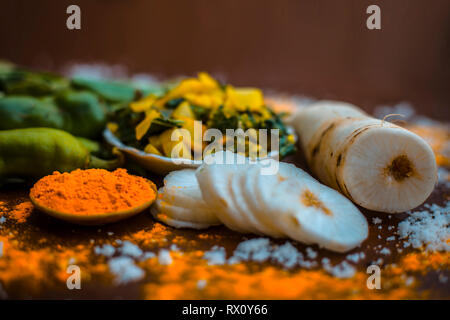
[291,101,438,213]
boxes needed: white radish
[195,163,255,233]
[150,205,213,230]
[240,164,285,237]
[291,101,438,213]
[152,151,369,252]
[154,169,221,226]
[260,176,368,252]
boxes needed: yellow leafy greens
[112,72,296,159]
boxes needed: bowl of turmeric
[29,168,157,225]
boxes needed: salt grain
[322,258,356,278]
[204,246,227,265]
[346,252,365,263]
[197,279,207,290]
[94,244,115,257]
[231,238,272,263]
[398,202,449,251]
[120,241,143,258]
[158,249,173,265]
[306,247,318,259]
[372,217,382,224]
[271,242,303,268]
[108,256,145,284]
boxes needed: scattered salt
[306,247,318,259]
[322,258,356,278]
[197,279,207,290]
[158,249,172,265]
[94,244,115,257]
[373,258,384,265]
[372,217,382,224]
[108,256,145,284]
[386,236,396,241]
[398,202,449,251]
[139,252,156,261]
[437,168,450,188]
[346,252,365,263]
[0,216,6,224]
[120,241,143,258]
[204,246,227,265]
[230,238,272,263]
[380,248,391,255]
[405,276,415,286]
[298,260,317,269]
[271,242,303,268]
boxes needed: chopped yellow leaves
[184,92,224,109]
[224,86,264,112]
[136,109,160,140]
[159,72,221,107]
[130,72,270,141]
[130,94,158,113]
[107,122,118,134]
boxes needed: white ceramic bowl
[103,127,296,175]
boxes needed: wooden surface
[1,0,449,120]
[0,141,448,299]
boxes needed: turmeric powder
[8,202,34,223]
[30,168,156,215]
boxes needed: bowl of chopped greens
[105,73,297,174]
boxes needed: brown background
[0,0,449,119]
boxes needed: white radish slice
[160,170,220,225]
[226,164,263,234]
[242,164,285,237]
[278,161,318,183]
[150,205,213,230]
[196,164,253,233]
[228,164,275,236]
[254,169,313,243]
[263,177,368,252]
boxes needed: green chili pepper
[0,90,107,138]
[0,128,123,180]
[0,96,64,130]
[0,68,69,96]
[53,90,107,138]
[71,77,164,104]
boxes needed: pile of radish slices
[152,152,368,253]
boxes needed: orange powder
[9,201,34,223]
[29,168,156,215]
